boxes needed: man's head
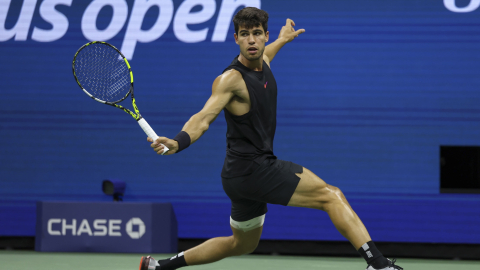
[233,7,269,61]
[233,7,268,35]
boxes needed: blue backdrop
[1,0,480,244]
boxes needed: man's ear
[265,31,269,43]
[234,33,239,45]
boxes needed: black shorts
[221,158,303,222]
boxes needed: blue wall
[1,0,480,244]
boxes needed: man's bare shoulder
[212,69,245,94]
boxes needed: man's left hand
[279,18,305,43]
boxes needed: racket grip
[138,118,170,155]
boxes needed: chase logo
[0,0,261,59]
[126,217,145,239]
[47,217,146,239]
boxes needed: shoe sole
[139,256,151,270]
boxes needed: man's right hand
[147,137,179,155]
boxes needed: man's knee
[302,183,344,211]
[319,185,346,211]
[232,238,259,255]
[328,185,344,198]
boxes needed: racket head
[72,41,133,104]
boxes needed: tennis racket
[72,41,169,155]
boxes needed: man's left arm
[264,18,305,65]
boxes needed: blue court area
[1,251,480,270]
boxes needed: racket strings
[74,43,131,103]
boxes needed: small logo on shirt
[264,81,268,88]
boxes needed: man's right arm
[149,70,242,155]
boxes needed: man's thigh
[287,167,339,210]
[230,224,263,254]
[231,224,263,243]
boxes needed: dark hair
[233,7,269,34]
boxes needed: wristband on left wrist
[173,131,191,153]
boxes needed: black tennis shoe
[366,258,403,270]
[139,255,159,270]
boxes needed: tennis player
[140,7,402,270]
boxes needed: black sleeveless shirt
[221,56,277,178]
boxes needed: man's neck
[238,54,263,71]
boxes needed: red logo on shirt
[264,81,268,88]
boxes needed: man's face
[234,25,269,61]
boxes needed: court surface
[1,250,480,270]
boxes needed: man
[140,7,403,270]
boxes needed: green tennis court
[1,250,479,270]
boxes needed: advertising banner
[35,201,177,253]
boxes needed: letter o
[444,0,480,12]
[81,0,128,41]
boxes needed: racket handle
[138,118,170,155]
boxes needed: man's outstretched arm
[148,70,242,155]
[264,18,305,65]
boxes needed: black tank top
[221,56,277,178]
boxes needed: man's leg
[146,224,263,270]
[288,167,370,249]
[183,225,263,265]
[288,167,402,270]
